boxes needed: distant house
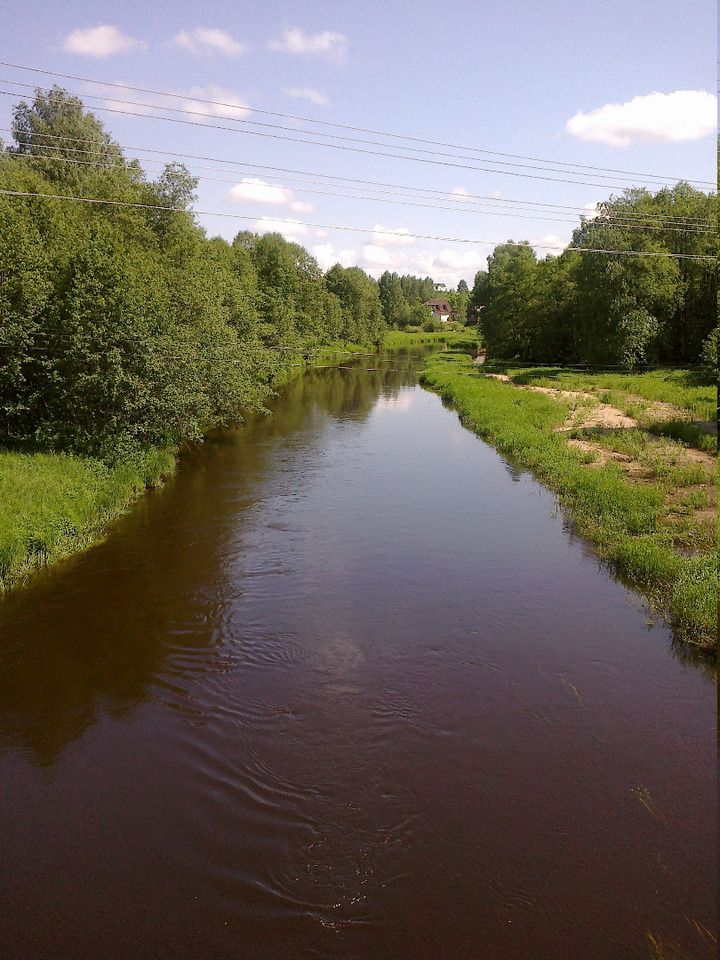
[425,298,455,322]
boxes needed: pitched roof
[425,298,452,312]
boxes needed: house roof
[425,298,452,313]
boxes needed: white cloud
[228,177,315,213]
[173,28,246,58]
[98,83,250,120]
[436,248,487,272]
[312,243,357,270]
[531,234,569,257]
[412,250,437,275]
[451,187,469,198]
[269,27,348,64]
[583,202,599,220]
[252,217,309,239]
[371,225,415,247]
[305,234,490,288]
[62,25,147,58]
[566,90,717,147]
[92,81,158,115]
[374,393,415,414]
[182,86,251,120]
[359,244,433,278]
[283,87,330,106]
[230,178,293,206]
[362,244,400,268]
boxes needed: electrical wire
[1,188,715,259]
[1,60,711,187]
[3,126,710,230]
[4,149,713,235]
[0,84,709,192]
[4,148,715,235]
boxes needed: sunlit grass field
[488,364,717,426]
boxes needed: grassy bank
[0,339,379,596]
[485,364,717,453]
[420,351,717,652]
[0,447,175,593]
[384,329,480,351]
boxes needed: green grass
[384,329,480,352]
[0,447,175,592]
[421,352,717,652]
[647,420,717,454]
[588,429,713,487]
[489,365,716,421]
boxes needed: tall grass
[421,352,717,651]
[492,366,716,420]
[0,447,175,592]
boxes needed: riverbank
[420,351,717,652]
[0,339,393,595]
[0,447,176,593]
[383,329,480,351]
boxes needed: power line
[1,188,716,260]
[5,149,712,235]
[0,60,711,188]
[0,84,709,193]
[3,126,710,230]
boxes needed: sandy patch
[483,373,638,429]
[484,371,716,473]
[568,403,637,431]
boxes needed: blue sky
[1,0,716,286]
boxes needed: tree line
[2,87,714,471]
[0,87,386,462]
[467,183,717,369]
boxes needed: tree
[479,242,538,358]
[143,162,199,242]
[378,271,405,326]
[570,186,713,365]
[11,86,129,190]
[326,265,385,344]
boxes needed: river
[0,354,716,960]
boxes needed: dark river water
[0,355,716,960]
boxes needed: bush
[700,325,718,378]
[422,319,443,333]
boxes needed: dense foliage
[0,88,387,460]
[469,185,717,368]
[377,271,437,328]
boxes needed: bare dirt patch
[484,371,716,475]
[568,438,653,479]
[569,403,637,431]
[483,373,638,429]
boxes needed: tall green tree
[326,265,385,344]
[378,271,405,326]
[480,242,538,358]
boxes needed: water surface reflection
[0,356,715,959]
